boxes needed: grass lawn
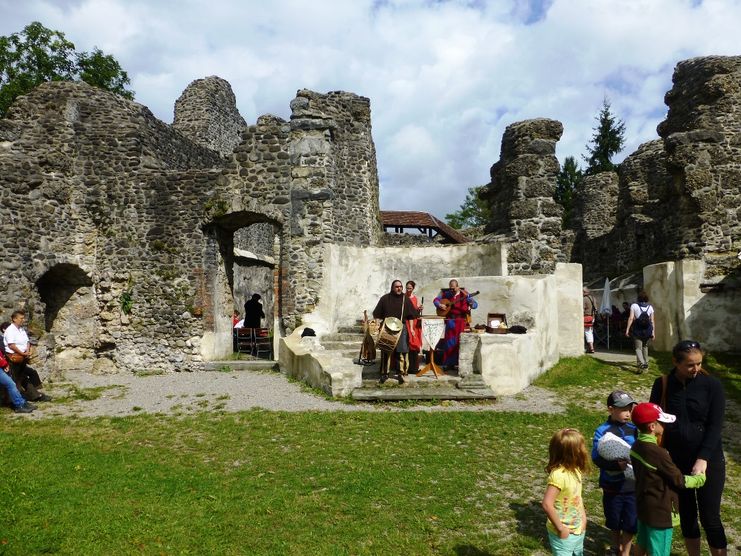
[0,354,738,555]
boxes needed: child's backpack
[632,305,653,339]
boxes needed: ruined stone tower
[480,118,568,274]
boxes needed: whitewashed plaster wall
[457,262,583,394]
[555,263,586,357]
[645,259,741,352]
[454,263,582,358]
[303,242,507,334]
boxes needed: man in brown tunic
[372,280,417,384]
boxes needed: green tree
[554,156,583,227]
[583,98,626,175]
[0,22,134,117]
[445,185,492,229]
[77,48,133,98]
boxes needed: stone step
[204,360,279,372]
[361,369,461,390]
[321,340,362,351]
[321,332,365,342]
[337,325,364,334]
[352,387,496,401]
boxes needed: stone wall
[480,56,739,291]
[0,81,226,375]
[0,79,383,375]
[173,76,247,157]
[657,56,741,281]
[645,259,741,352]
[480,118,566,275]
[457,262,583,395]
[569,56,739,284]
[285,90,383,323]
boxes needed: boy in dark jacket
[630,403,706,556]
[592,390,638,556]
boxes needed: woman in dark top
[649,340,727,556]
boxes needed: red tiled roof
[380,211,471,244]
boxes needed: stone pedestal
[457,333,496,394]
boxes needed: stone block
[522,177,555,198]
[509,199,539,219]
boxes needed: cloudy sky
[1,0,739,219]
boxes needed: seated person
[0,347,35,413]
[2,311,51,402]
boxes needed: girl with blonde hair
[542,428,590,555]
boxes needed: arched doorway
[36,263,98,372]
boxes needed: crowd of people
[0,310,52,414]
[371,278,477,384]
[542,340,727,556]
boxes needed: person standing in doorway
[625,291,655,373]
[243,294,265,329]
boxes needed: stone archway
[36,263,98,372]
[201,212,283,360]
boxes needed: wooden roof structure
[380,211,471,244]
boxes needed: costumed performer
[372,280,417,384]
[433,279,477,370]
[404,280,423,373]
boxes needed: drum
[376,317,402,353]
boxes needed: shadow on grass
[609,361,643,375]
[510,500,548,551]
[510,500,612,555]
[453,546,493,556]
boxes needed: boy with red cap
[630,403,706,556]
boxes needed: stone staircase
[320,324,497,401]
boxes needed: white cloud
[1,0,738,218]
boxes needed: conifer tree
[554,156,582,227]
[583,98,626,175]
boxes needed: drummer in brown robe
[372,280,417,384]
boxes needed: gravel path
[15,345,636,420]
[25,369,565,419]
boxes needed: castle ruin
[0,78,381,375]
[0,55,738,386]
[481,56,740,351]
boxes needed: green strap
[629,450,657,471]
